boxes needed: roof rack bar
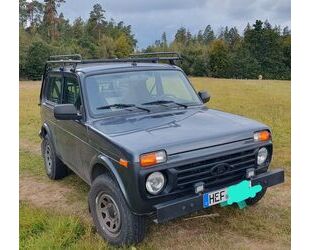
[46,60,82,64]
[130,52,181,58]
[130,52,181,65]
[49,54,82,60]
[45,57,181,68]
[43,52,182,75]
[81,57,180,64]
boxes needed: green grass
[20,202,109,250]
[19,83,42,145]
[20,202,143,249]
[20,150,44,176]
[19,78,291,249]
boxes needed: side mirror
[54,104,82,120]
[198,91,211,104]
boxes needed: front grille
[173,149,256,191]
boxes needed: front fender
[89,154,134,212]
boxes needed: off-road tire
[245,187,267,206]
[89,174,146,246]
[42,134,68,180]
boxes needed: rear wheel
[89,175,146,246]
[42,135,68,180]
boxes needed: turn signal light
[119,158,128,168]
[254,130,271,142]
[140,151,167,167]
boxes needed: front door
[56,74,88,179]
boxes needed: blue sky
[59,0,291,49]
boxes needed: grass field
[19,78,291,249]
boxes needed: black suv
[39,53,284,246]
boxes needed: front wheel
[89,175,146,246]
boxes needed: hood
[91,107,269,155]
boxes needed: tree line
[19,0,136,79]
[146,21,291,80]
[19,1,290,80]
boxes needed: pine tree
[43,0,65,40]
[226,27,240,48]
[161,32,168,48]
[174,27,187,44]
[72,17,84,39]
[203,25,215,45]
[19,0,28,27]
[27,0,44,29]
[87,4,106,41]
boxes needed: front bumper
[154,168,284,223]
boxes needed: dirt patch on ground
[19,175,91,223]
[20,139,41,155]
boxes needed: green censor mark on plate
[220,180,262,209]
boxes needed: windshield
[85,70,202,116]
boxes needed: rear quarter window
[63,77,81,110]
[46,76,62,104]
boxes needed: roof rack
[43,52,182,77]
[49,54,82,60]
[130,52,181,65]
[130,51,180,57]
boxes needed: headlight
[146,172,166,195]
[257,147,268,165]
[140,150,167,167]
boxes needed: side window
[46,76,62,104]
[63,77,81,110]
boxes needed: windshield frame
[82,68,203,119]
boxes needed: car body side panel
[56,120,89,180]
[41,103,63,155]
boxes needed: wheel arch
[39,122,56,141]
[39,123,50,139]
[89,154,133,210]
[39,123,57,152]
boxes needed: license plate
[203,188,228,208]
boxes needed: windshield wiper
[97,104,134,110]
[141,100,188,109]
[96,103,150,112]
[131,106,151,112]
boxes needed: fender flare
[40,122,51,137]
[89,154,133,211]
[40,122,64,160]
[40,122,56,149]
